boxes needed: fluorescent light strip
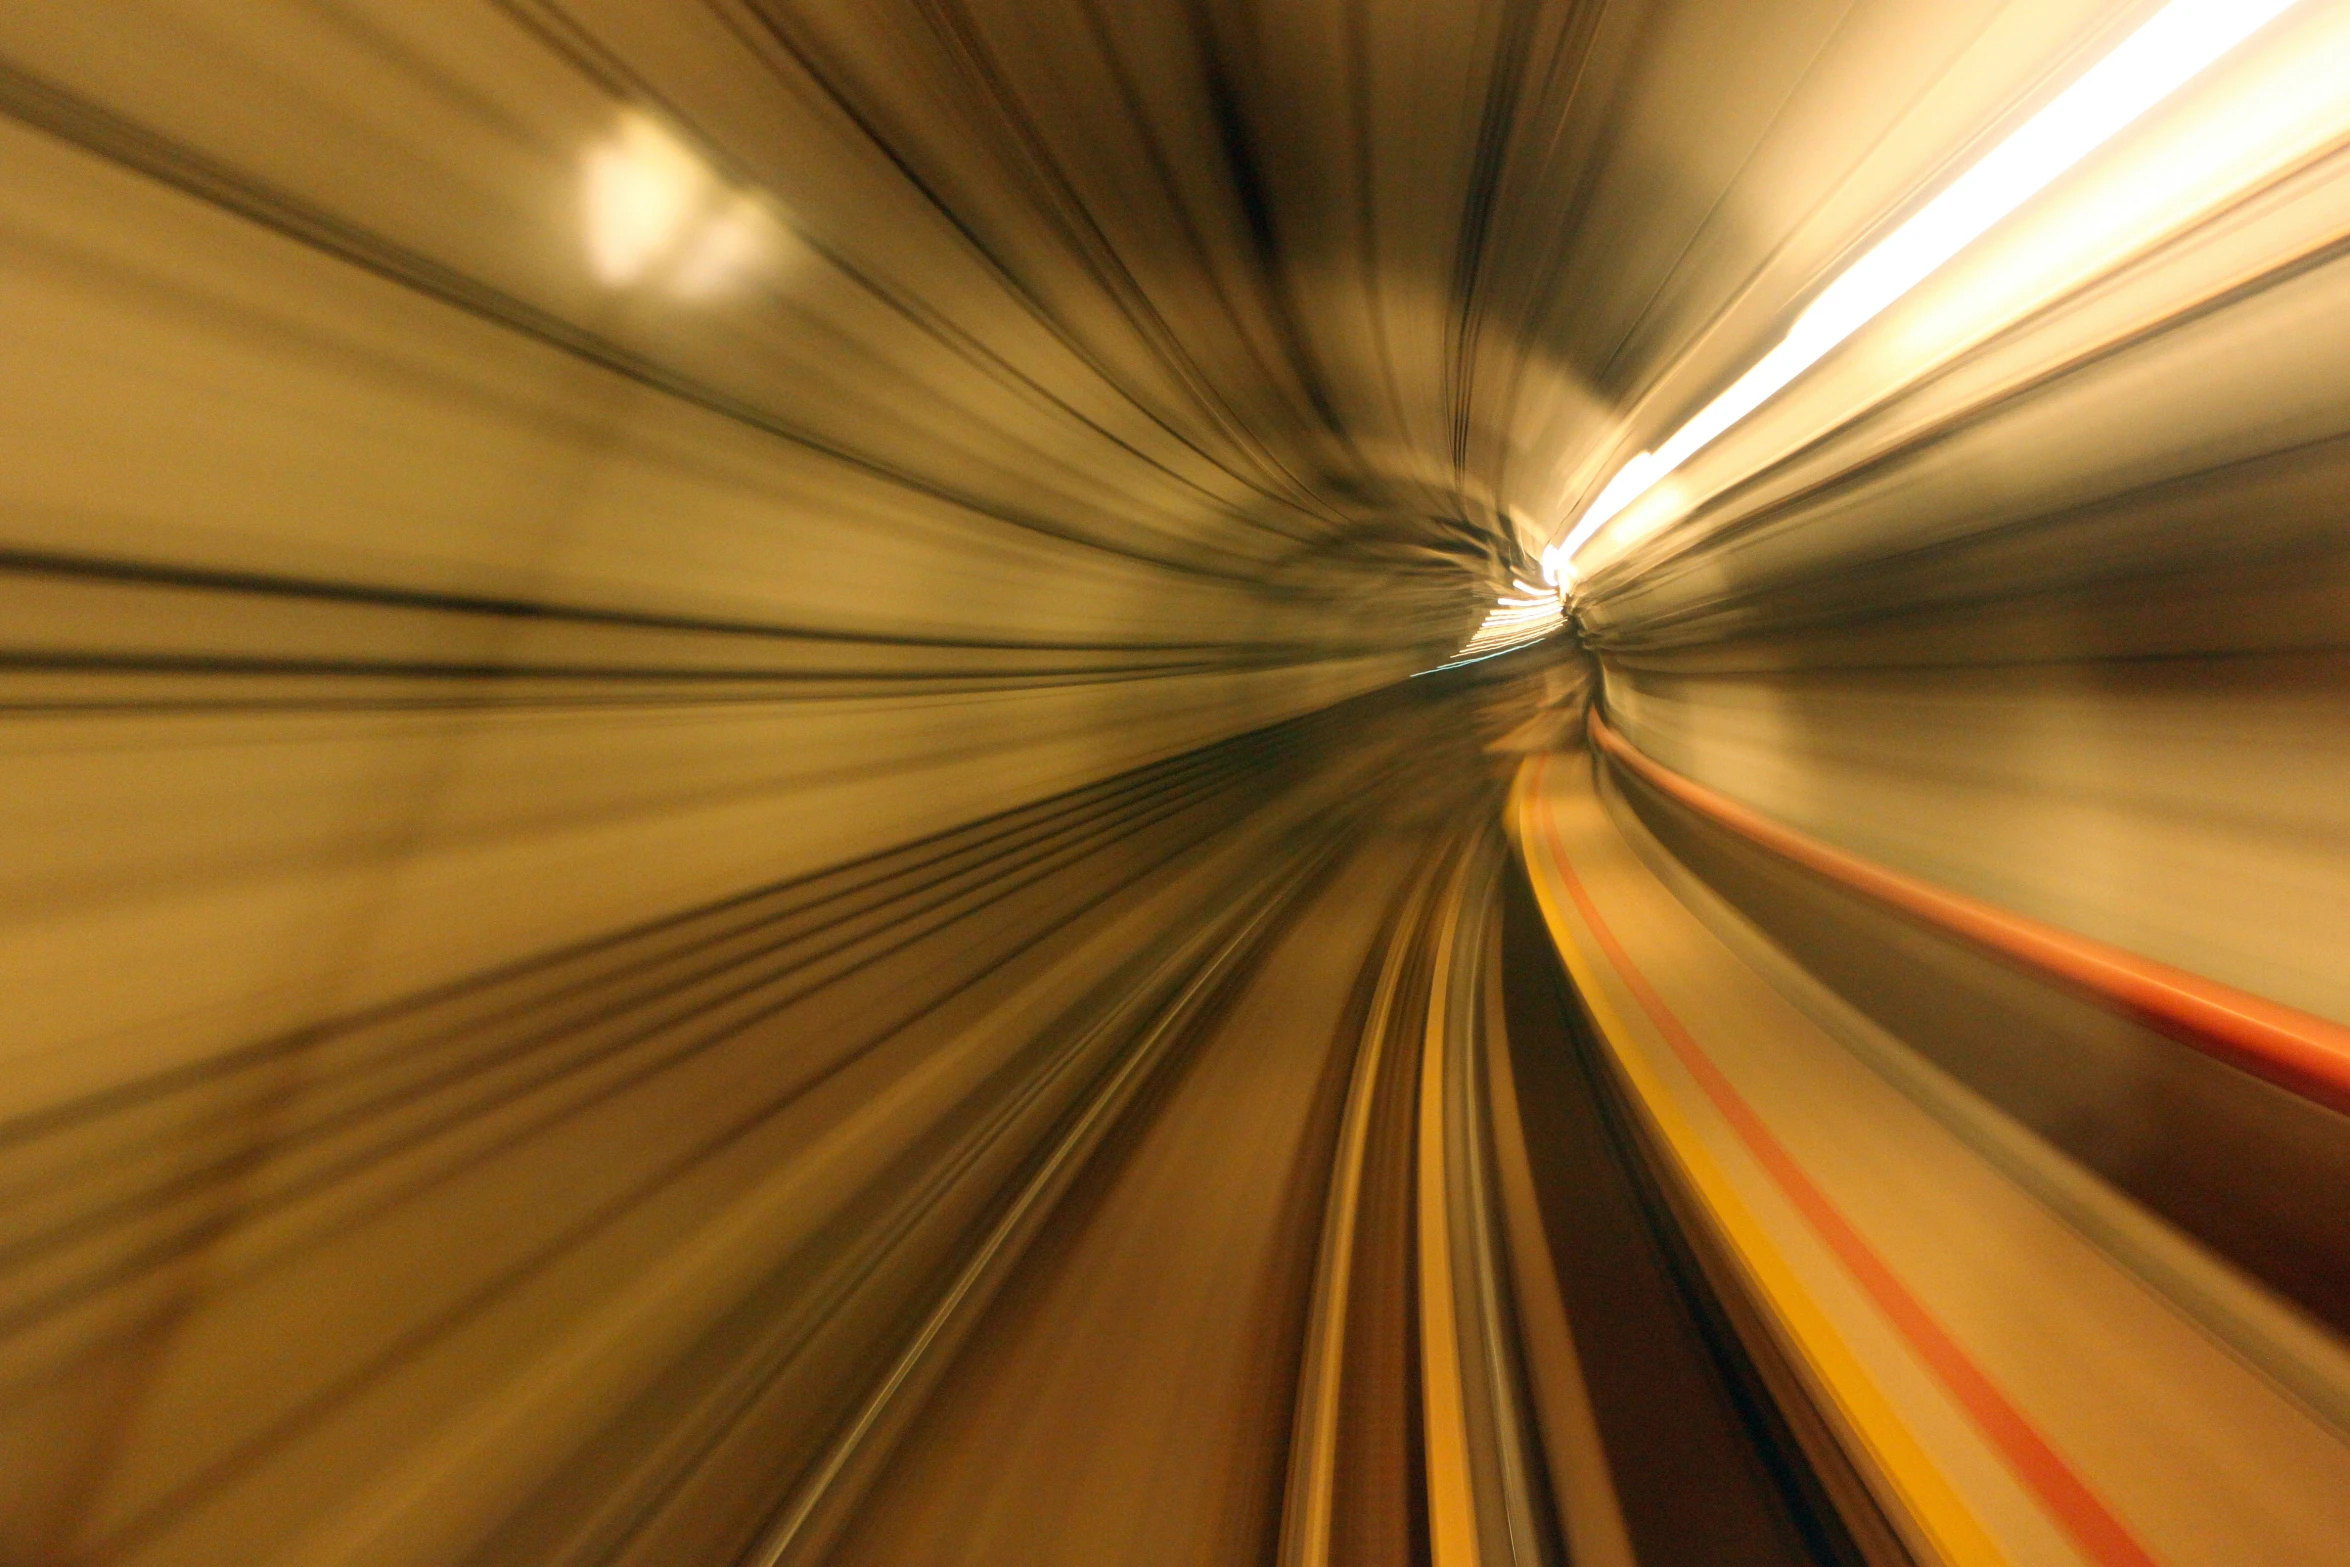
[1545,0,2303,582]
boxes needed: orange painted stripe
[1530,753,2162,1567]
[1587,709,2350,1118]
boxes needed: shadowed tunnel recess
[5,2,2350,1565]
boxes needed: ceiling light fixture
[1543,0,2306,585]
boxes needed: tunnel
[4,2,2350,1563]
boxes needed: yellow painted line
[1508,758,2006,1567]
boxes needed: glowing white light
[1431,585,1566,670]
[584,113,768,296]
[1553,0,2305,571]
[585,115,707,285]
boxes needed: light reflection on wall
[583,112,770,296]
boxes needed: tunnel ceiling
[0,0,2188,659]
[608,0,2200,627]
[592,0,2190,621]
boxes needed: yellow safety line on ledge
[1508,755,2003,1567]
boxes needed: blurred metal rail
[1417,833,1552,1567]
[747,827,1346,1567]
[1278,828,1447,1567]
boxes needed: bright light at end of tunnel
[1546,0,2309,584]
[1424,586,1565,672]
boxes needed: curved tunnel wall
[0,4,1463,1100]
[5,2,2348,1564]
[1564,0,2350,1029]
[1578,199,2350,1027]
[1597,654,2350,1028]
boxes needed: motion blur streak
[1548,0,2314,566]
[1,4,2347,1567]
[1442,586,1567,668]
